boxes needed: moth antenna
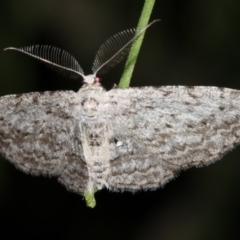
[92,19,160,76]
[4,45,85,79]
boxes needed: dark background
[1,0,240,239]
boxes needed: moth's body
[72,83,111,192]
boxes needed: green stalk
[118,0,156,88]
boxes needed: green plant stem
[84,192,96,208]
[118,0,156,88]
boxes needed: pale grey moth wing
[0,91,90,194]
[106,86,240,190]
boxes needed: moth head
[82,74,100,85]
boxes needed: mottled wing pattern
[106,86,240,191]
[0,91,88,194]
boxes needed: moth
[1,20,240,208]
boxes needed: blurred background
[0,0,240,239]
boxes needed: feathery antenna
[4,45,84,79]
[92,19,160,76]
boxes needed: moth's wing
[106,86,240,191]
[0,91,88,193]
